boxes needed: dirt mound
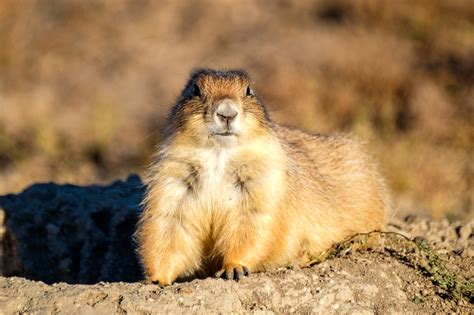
[0,177,472,313]
[0,175,144,284]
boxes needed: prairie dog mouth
[214,132,236,137]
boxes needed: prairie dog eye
[246,85,254,96]
[192,83,201,97]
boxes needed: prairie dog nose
[215,99,239,124]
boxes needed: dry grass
[0,0,472,219]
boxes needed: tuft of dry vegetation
[0,0,473,219]
[304,231,474,302]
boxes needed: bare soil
[0,234,472,314]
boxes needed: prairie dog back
[136,69,390,285]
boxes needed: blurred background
[0,0,472,220]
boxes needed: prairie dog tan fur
[136,69,390,285]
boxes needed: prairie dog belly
[148,143,289,274]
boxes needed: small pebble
[458,224,472,243]
[461,248,473,258]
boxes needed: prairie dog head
[166,69,270,147]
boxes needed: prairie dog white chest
[194,147,240,205]
[156,138,287,219]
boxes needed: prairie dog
[136,69,390,285]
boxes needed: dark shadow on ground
[0,175,145,284]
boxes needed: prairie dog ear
[246,85,254,96]
[191,83,201,97]
[181,80,202,100]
